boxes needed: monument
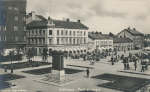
[51,51,65,81]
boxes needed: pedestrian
[86,68,90,78]
[134,60,137,71]
[123,58,126,70]
[141,60,145,72]
[111,57,114,65]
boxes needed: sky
[27,0,150,34]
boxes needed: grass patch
[23,67,84,75]
[92,73,150,92]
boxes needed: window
[57,38,60,45]
[69,38,72,44]
[73,39,75,44]
[84,38,86,44]
[84,31,86,36]
[49,39,52,44]
[57,30,59,35]
[39,30,42,35]
[4,35,6,41]
[14,26,18,31]
[43,30,45,35]
[49,30,52,35]
[81,31,82,36]
[70,31,72,35]
[61,30,63,35]
[66,30,68,35]
[4,26,6,31]
[32,30,34,35]
[73,31,75,36]
[14,16,18,21]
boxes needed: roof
[26,16,88,30]
[113,37,133,43]
[119,27,144,36]
[88,33,113,40]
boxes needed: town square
[0,0,150,92]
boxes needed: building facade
[113,37,134,51]
[88,32,113,52]
[144,34,150,47]
[0,0,27,50]
[26,12,89,55]
[117,27,144,49]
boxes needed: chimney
[77,20,80,23]
[48,16,51,20]
[30,11,36,20]
[26,11,36,24]
[133,28,136,31]
[66,18,70,22]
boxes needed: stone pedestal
[51,51,65,81]
[51,70,65,81]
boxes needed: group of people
[122,52,149,72]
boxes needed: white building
[26,12,89,55]
[88,32,113,52]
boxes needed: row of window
[27,29,45,36]
[0,36,26,42]
[56,30,86,36]
[27,38,45,44]
[0,26,6,31]
[8,6,19,11]
[28,29,87,37]
[0,36,6,41]
[56,38,87,45]
[96,40,113,45]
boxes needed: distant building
[113,37,133,51]
[88,32,113,51]
[144,34,150,47]
[26,12,89,55]
[117,27,144,49]
[0,0,27,50]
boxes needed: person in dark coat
[123,58,126,70]
[86,68,90,78]
[134,60,137,71]
[141,60,145,72]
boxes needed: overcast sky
[27,0,150,34]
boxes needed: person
[111,57,114,65]
[127,59,130,70]
[134,60,137,71]
[86,68,90,78]
[141,60,145,72]
[123,58,126,70]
